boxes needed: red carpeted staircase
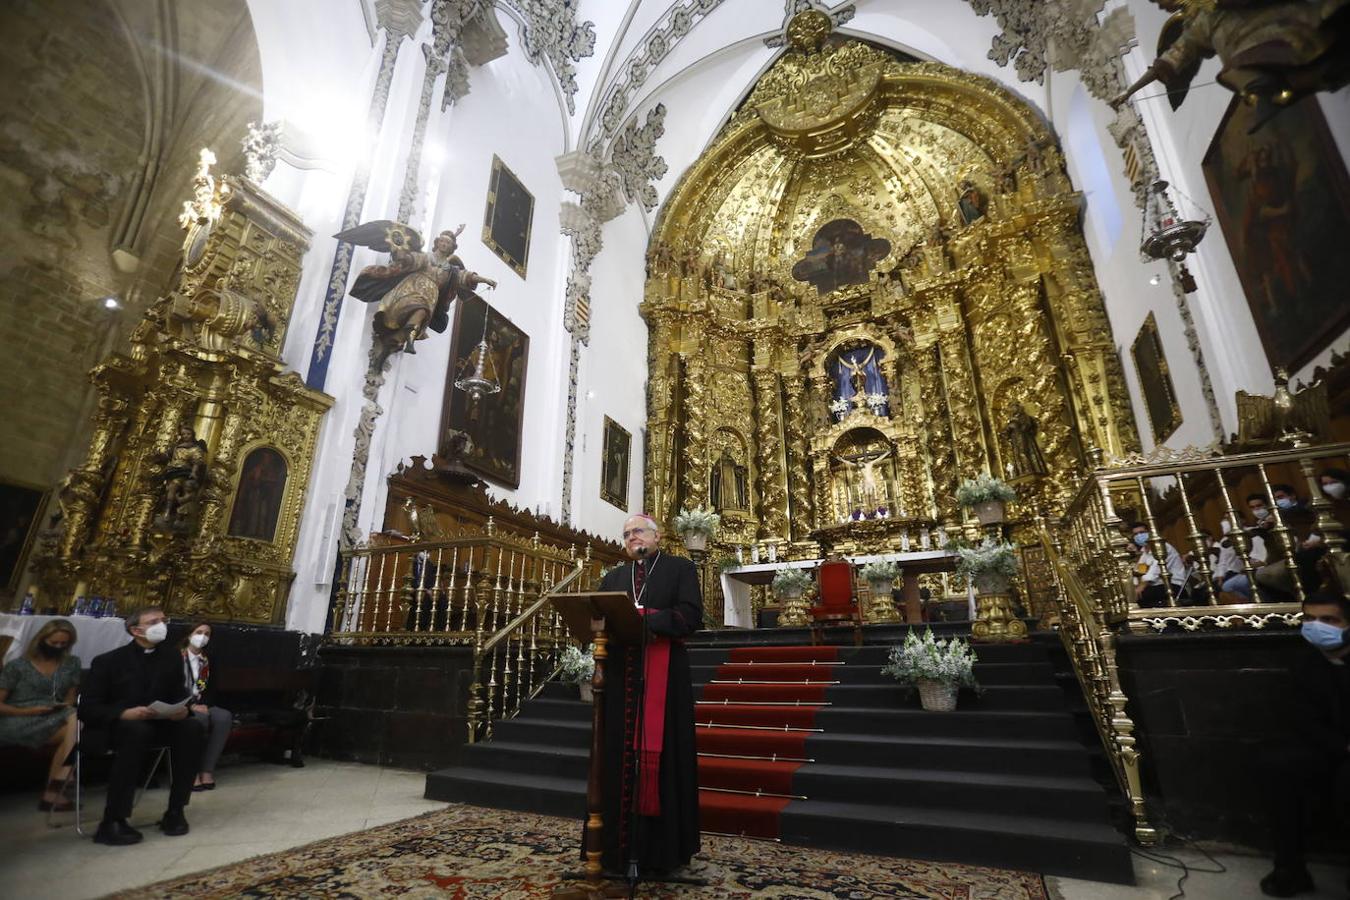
[424,626,1135,884]
[695,645,839,838]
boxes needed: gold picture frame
[1130,312,1182,444]
[482,155,534,278]
[0,479,48,595]
[600,417,631,511]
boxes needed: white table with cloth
[0,613,132,666]
[719,548,960,627]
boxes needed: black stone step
[491,716,591,749]
[790,764,1110,823]
[802,731,1093,776]
[425,765,583,819]
[778,798,1132,884]
[687,641,1048,665]
[451,739,589,780]
[688,660,1056,688]
[812,705,1078,741]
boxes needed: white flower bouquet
[954,473,1017,506]
[672,507,720,538]
[558,644,595,684]
[859,561,899,584]
[771,568,813,597]
[881,629,978,689]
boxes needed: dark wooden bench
[213,666,319,767]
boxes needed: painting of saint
[1202,96,1350,371]
[600,417,631,510]
[790,219,891,296]
[227,447,288,542]
[440,297,530,488]
[0,481,45,593]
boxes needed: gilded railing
[328,521,604,738]
[1038,523,1157,845]
[1060,443,1348,633]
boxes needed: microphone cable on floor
[1128,825,1228,900]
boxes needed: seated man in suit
[80,606,205,845]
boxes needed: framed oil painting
[600,417,631,511]
[227,446,288,542]
[440,296,530,488]
[482,155,534,278]
[790,219,891,295]
[1131,312,1182,445]
[0,479,48,594]
[1202,96,1350,372]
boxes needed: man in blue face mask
[1260,592,1350,896]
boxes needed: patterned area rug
[110,803,1048,899]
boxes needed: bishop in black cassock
[595,514,702,875]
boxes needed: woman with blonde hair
[0,619,81,810]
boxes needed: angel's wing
[334,220,424,254]
[1157,11,1201,111]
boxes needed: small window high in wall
[228,447,287,542]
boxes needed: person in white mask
[1319,468,1349,503]
[79,606,205,846]
[181,622,233,791]
[1259,592,1350,897]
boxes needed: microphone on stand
[635,545,650,557]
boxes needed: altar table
[719,549,958,627]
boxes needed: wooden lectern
[550,592,643,899]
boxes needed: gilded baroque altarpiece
[643,19,1138,571]
[31,162,332,624]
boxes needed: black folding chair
[51,694,172,835]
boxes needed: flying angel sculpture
[336,220,497,362]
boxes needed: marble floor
[0,759,1344,899]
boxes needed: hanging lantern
[1140,180,1210,292]
[453,315,501,403]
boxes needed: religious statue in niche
[709,448,749,512]
[227,446,288,542]
[1110,0,1350,129]
[336,221,497,362]
[957,179,988,226]
[790,218,891,295]
[831,432,897,520]
[1001,404,1049,479]
[830,343,889,419]
[154,424,209,532]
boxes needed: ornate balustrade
[328,521,605,741]
[1058,443,1349,633]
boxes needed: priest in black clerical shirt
[596,514,703,876]
[80,606,205,845]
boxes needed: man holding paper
[80,606,205,845]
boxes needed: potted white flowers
[955,473,1016,525]
[881,628,978,711]
[559,644,596,703]
[673,507,720,551]
[859,561,899,596]
[771,568,812,600]
[955,538,1019,594]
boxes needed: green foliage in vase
[558,644,594,684]
[954,472,1016,506]
[771,568,812,596]
[881,628,978,688]
[672,507,720,538]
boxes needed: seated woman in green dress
[0,619,81,810]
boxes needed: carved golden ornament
[32,170,331,625]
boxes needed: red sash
[634,608,670,816]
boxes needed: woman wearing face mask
[181,622,232,790]
[0,619,81,811]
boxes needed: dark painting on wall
[441,296,530,488]
[1131,312,1182,445]
[1202,96,1350,372]
[228,447,288,542]
[482,155,534,278]
[600,417,631,511]
[0,480,46,594]
[791,219,891,296]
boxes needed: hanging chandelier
[1140,180,1210,292]
[453,314,501,402]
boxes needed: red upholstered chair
[810,558,863,645]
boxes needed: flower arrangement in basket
[881,628,978,711]
[771,567,813,599]
[954,473,1016,525]
[559,644,595,701]
[672,507,720,550]
[955,538,1019,593]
